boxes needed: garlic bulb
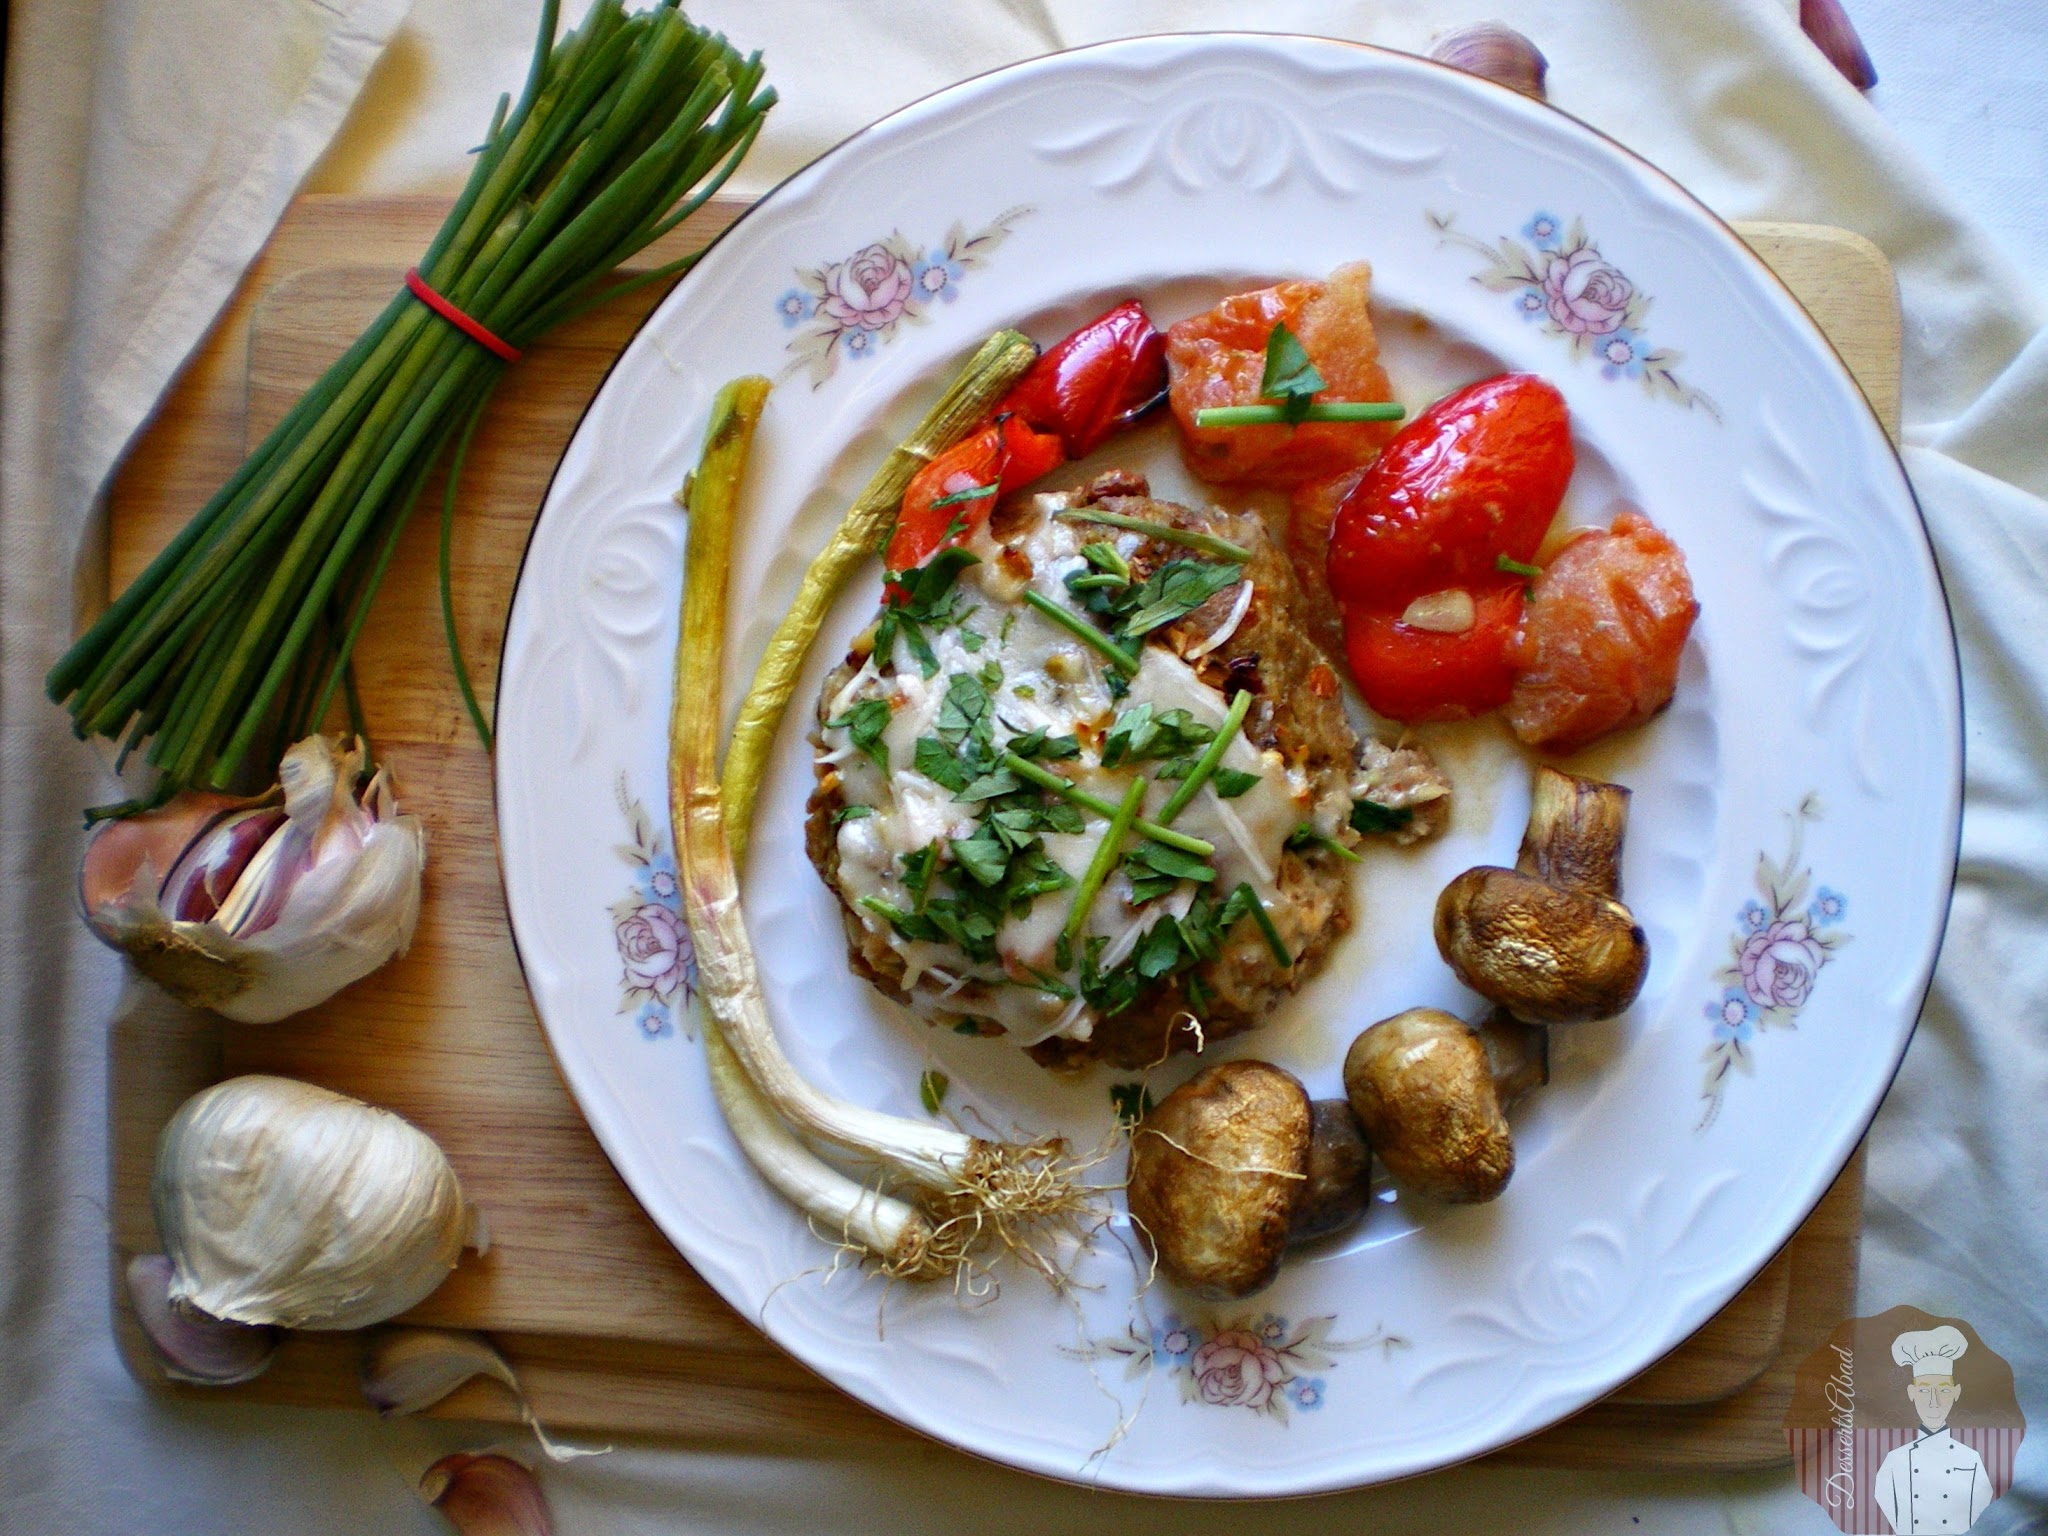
[125,1252,277,1384]
[82,735,425,1023]
[153,1075,486,1330]
[1429,23,1549,100]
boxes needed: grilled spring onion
[669,379,953,1279]
[50,0,775,814]
[719,329,1039,860]
[673,371,1088,1273]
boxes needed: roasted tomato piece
[1505,512,1699,753]
[999,299,1167,459]
[1344,584,1525,723]
[1327,374,1573,611]
[885,413,1064,575]
[1168,262,1398,487]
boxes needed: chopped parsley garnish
[936,670,994,751]
[900,843,940,909]
[1124,837,1217,905]
[928,482,999,511]
[1118,559,1243,639]
[1006,726,1080,761]
[1261,321,1325,424]
[876,547,980,678]
[825,698,891,770]
[918,1069,950,1113]
[1158,758,1260,798]
[832,804,874,823]
[1101,702,1215,768]
[1349,798,1415,835]
[1286,824,1363,863]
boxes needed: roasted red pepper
[999,299,1167,459]
[884,302,1167,575]
[1325,373,1572,722]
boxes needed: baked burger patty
[806,471,1446,1070]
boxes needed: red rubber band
[404,267,522,363]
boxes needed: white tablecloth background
[5,2,2046,1531]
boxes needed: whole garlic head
[82,735,425,1023]
[153,1075,485,1331]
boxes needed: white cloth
[1876,1429,1997,1534]
[7,2,2048,1533]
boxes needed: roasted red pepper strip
[885,413,1064,576]
[999,299,1168,459]
[885,302,1166,576]
[1343,584,1525,723]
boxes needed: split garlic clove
[81,734,425,1023]
[361,1327,519,1417]
[1429,22,1550,100]
[125,1252,277,1385]
[153,1075,482,1331]
[421,1454,555,1536]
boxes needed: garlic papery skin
[421,1454,555,1536]
[125,1252,277,1384]
[1429,23,1549,100]
[363,1327,612,1462]
[153,1075,485,1331]
[81,734,425,1023]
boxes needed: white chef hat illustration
[1892,1325,1969,1380]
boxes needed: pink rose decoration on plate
[1541,247,1634,335]
[617,902,691,997]
[819,243,913,331]
[1737,917,1825,1010]
[1190,1330,1287,1410]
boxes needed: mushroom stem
[1476,1008,1550,1109]
[1516,766,1631,895]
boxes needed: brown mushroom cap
[1126,1060,1311,1300]
[1288,1099,1372,1244]
[1343,1008,1513,1203]
[1433,866,1648,1025]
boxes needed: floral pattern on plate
[1067,1311,1402,1423]
[1429,209,1720,419]
[1699,794,1849,1127]
[777,206,1032,385]
[612,782,691,1039]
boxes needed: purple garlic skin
[1429,23,1549,100]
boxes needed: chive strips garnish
[1000,752,1213,857]
[1065,778,1147,944]
[1054,508,1252,563]
[1154,688,1253,824]
[1496,554,1543,580]
[1233,881,1295,968]
[1021,590,1139,674]
[1189,320,1407,430]
[1194,402,1407,427]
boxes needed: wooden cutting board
[105,197,1897,1471]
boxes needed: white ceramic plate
[496,35,1959,1497]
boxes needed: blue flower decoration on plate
[1287,1377,1327,1411]
[842,327,877,361]
[1522,211,1564,250]
[1707,989,1756,1043]
[912,249,965,304]
[1154,1320,1196,1362]
[637,1001,674,1040]
[1596,328,1647,380]
[1810,887,1847,926]
[1740,900,1769,933]
[1514,287,1546,322]
[775,288,814,329]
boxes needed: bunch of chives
[48,0,774,816]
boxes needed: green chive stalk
[49,0,775,812]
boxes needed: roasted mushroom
[1433,767,1648,1025]
[1288,1100,1373,1244]
[1343,1008,1516,1203]
[1125,1060,1311,1299]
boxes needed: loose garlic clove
[81,735,425,1023]
[421,1454,554,1536]
[362,1327,519,1417]
[1799,0,1877,90]
[1430,23,1550,100]
[1399,587,1478,633]
[153,1075,482,1331]
[125,1252,277,1385]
